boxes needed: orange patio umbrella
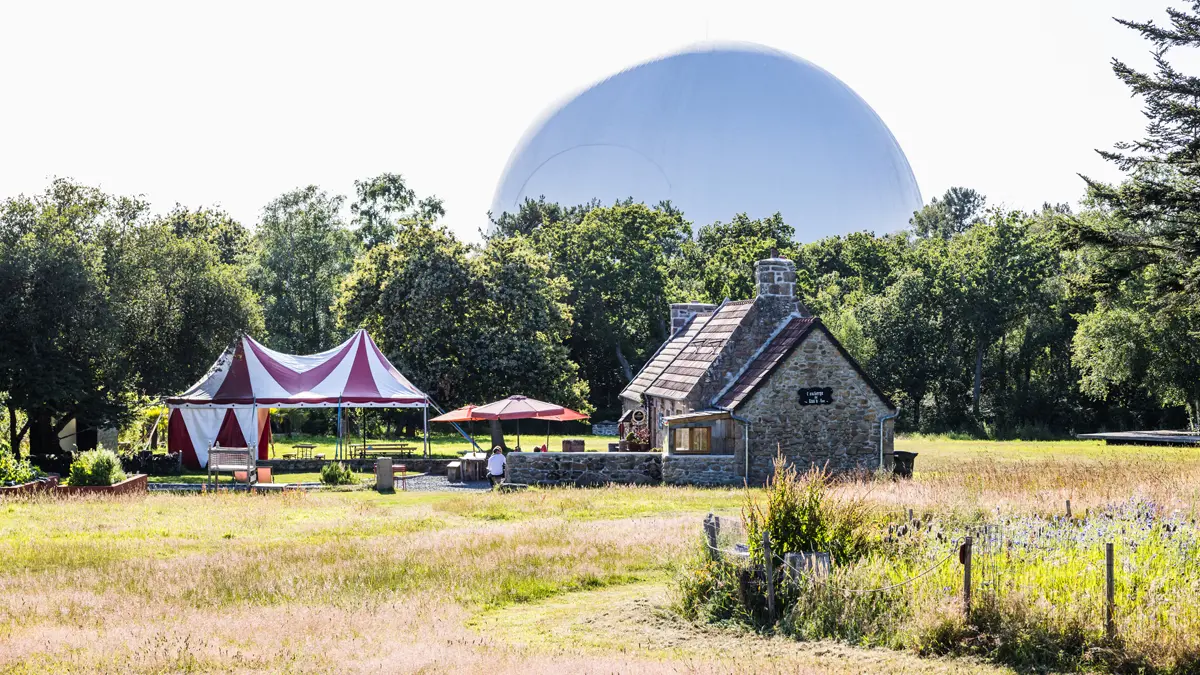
[470,396,587,450]
[428,405,482,423]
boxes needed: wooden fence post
[1105,542,1115,640]
[704,513,719,561]
[962,535,973,619]
[1066,499,1072,518]
[763,530,775,624]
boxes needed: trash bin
[892,451,918,478]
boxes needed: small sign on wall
[798,387,834,405]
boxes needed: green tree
[468,235,590,418]
[1070,208,1200,430]
[0,180,261,457]
[530,202,691,412]
[691,213,799,303]
[1077,4,1200,306]
[336,223,588,442]
[944,210,1052,417]
[910,187,986,240]
[488,196,596,239]
[853,270,947,428]
[155,205,252,265]
[253,186,357,353]
[103,219,264,399]
[351,173,445,249]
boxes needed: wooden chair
[208,445,257,490]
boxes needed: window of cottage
[673,426,712,454]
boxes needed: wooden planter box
[57,474,148,497]
[0,475,59,496]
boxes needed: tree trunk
[28,410,59,457]
[489,419,507,452]
[615,343,633,382]
[973,341,984,418]
[6,400,28,458]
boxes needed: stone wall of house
[507,452,662,486]
[662,454,742,487]
[739,328,895,485]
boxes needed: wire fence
[700,508,1148,637]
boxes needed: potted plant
[625,427,650,452]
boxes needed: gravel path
[400,475,491,492]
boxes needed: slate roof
[712,316,897,411]
[621,310,713,400]
[643,300,754,400]
[712,316,816,409]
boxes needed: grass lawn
[271,432,618,459]
[3,437,1199,672]
[897,433,1200,467]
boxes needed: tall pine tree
[1077,3,1200,305]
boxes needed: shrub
[320,462,357,486]
[744,453,874,566]
[68,446,127,486]
[0,444,41,485]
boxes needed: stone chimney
[755,255,796,297]
[670,302,717,334]
[754,255,810,318]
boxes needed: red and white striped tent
[167,329,428,469]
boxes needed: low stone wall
[507,452,662,486]
[260,458,452,475]
[662,454,743,487]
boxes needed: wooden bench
[208,445,256,489]
[447,461,462,483]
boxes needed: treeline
[1,175,1195,458]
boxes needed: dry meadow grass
[1,438,1197,673]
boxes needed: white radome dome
[490,43,922,240]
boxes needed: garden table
[461,452,488,482]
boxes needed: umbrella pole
[516,419,520,451]
[546,420,551,450]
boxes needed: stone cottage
[618,255,898,486]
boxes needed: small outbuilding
[620,255,897,486]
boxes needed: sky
[0,0,1173,242]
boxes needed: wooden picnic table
[461,452,488,482]
[349,443,415,460]
[292,443,317,459]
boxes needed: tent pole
[336,399,342,460]
[423,401,429,458]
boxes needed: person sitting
[487,447,506,487]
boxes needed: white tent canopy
[167,330,429,468]
[168,329,428,408]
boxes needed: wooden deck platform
[1076,430,1200,446]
